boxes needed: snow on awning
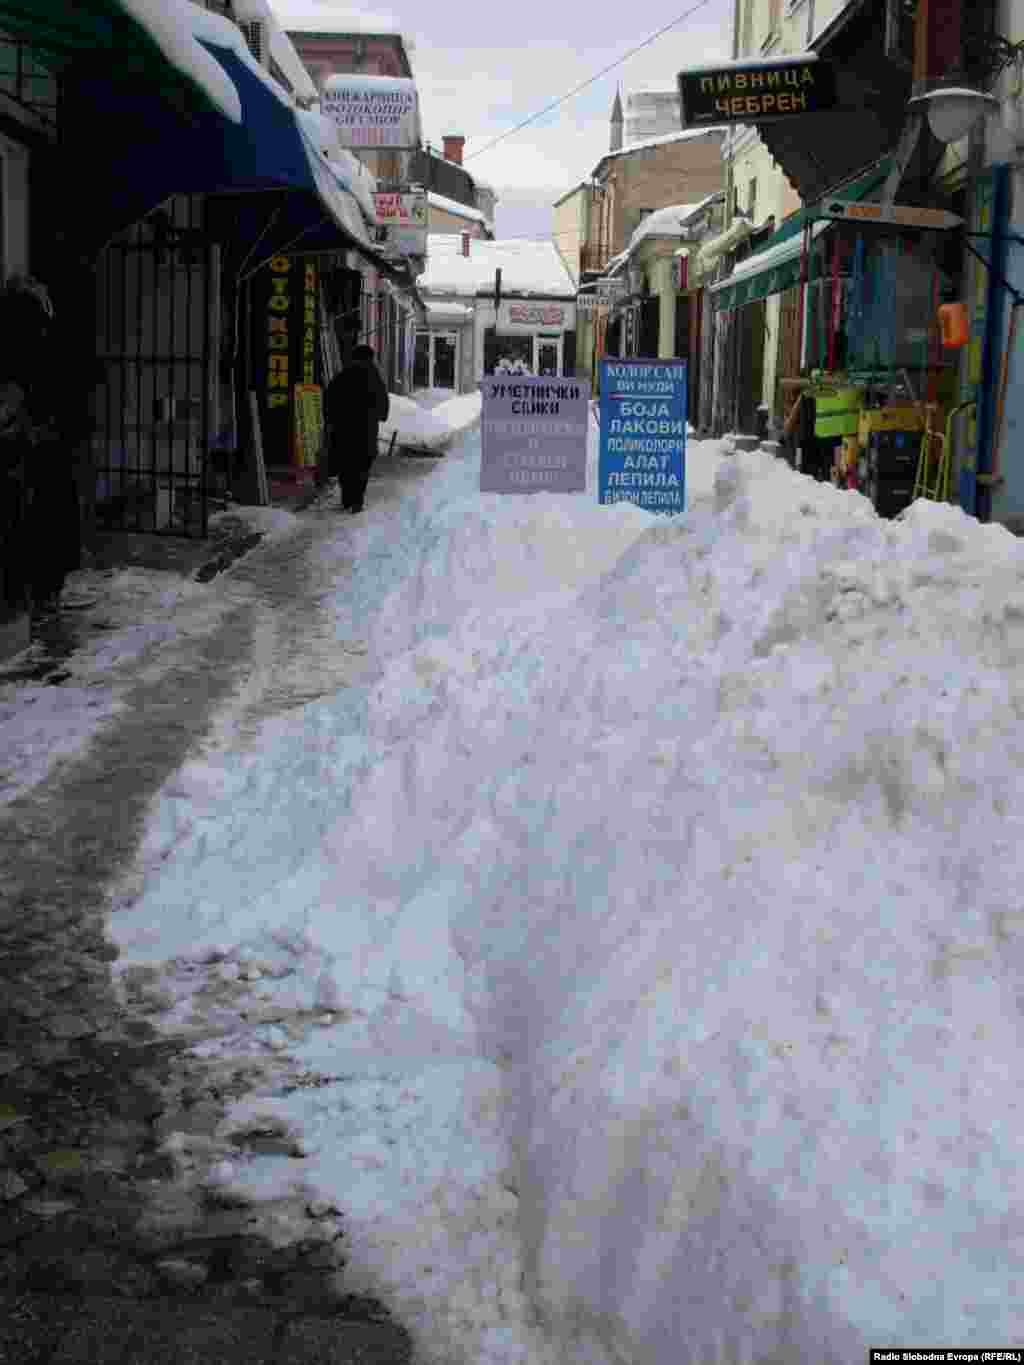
[694,218,751,270]
[0,0,243,122]
[424,300,473,323]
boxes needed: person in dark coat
[324,343,390,513]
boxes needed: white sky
[270,0,735,239]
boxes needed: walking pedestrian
[324,343,390,514]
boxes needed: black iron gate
[93,194,218,537]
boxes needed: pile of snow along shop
[107,420,1024,1365]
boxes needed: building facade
[416,234,577,392]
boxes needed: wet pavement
[0,468,438,1364]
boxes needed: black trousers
[331,426,378,508]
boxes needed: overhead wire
[461,0,719,165]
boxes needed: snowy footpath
[104,406,1024,1364]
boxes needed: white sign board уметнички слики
[598,359,686,514]
[479,374,589,495]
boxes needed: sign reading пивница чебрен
[598,360,686,514]
[480,375,589,494]
[677,56,836,125]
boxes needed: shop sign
[253,254,321,468]
[294,384,323,469]
[817,199,964,230]
[479,374,588,494]
[598,359,686,514]
[499,302,567,327]
[322,75,420,149]
[373,190,427,227]
[374,222,428,258]
[597,278,626,300]
[577,293,599,313]
[677,58,836,125]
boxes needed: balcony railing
[580,243,612,274]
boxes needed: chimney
[443,134,465,165]
[461,230,470,257]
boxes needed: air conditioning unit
[237,19,267,67]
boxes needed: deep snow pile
[381,390,480,453]
[108,423,1024,1365]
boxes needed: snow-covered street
[71,407,1024,1364]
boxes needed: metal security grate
[92,194,217,538]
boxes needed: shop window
[494,334,533,372]
[748,177,758,223]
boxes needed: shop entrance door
[413,332,430,388]
[433,332,457,388]
[93,193,216,538]
[535,334,562,376]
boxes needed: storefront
[413,299,473,391]
[480,298,576,377]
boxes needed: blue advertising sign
[598,359,686,513]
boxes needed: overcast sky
[271,0,734,240]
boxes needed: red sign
[507,303,566,326]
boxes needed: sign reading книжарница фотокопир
[480,375,588,495]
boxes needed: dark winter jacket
[325,355,390,451]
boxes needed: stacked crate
[857,406,926,520]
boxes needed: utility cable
[462,0,717,164]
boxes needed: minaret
[610,85,623,153]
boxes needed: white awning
[424,300,473,323]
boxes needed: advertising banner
[322,75,420,149]
[598,358,686,514]
[480,374,588,494]
[294,384,323,469]
[251,254,320,468]
[372,190,428,257]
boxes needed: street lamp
[906,85,999,144]
[907,35,1024,144]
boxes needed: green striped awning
[713,158,893,311]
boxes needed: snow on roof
[417,235,577,299]
[427,192,487,226]
[625,200,710,253]
[270,0,415,51]
[593,124,726,173]
[680,50,818,74]
[233,0,318,102]
[118,0,244,122]
[625,82,684,98]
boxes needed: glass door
[413,331,430,389]
[535,334,562,376]
[433,332,457,388]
